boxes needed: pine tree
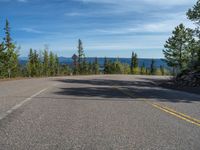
[43,49,49,76]
[163,24,189,72]
[131,52,134,74]
[0,42,6,77]
[131,52,139,74]
[140,63,146,75]
[77,39,84,74]
[72,54,78,75]
[55,54,59,76]
[88,62,93,74]
[133,53,138,68]
[82,56,88,74]
[133,53,138,74]
[27,49,40,77]
[150,59,156,75]
[27,48,34,77]
[93,57,99,75]
[104,57,109,74]
[3,19,19,78]
[33,50,40,76]
[38,50,44,76]
[49,51,55,76]
[187,1,200,69]
[187,0,200,25]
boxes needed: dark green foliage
[0,42,6,76]
[150,59,156,75]
[93,57,99,74]
[187,0,200,25]
[43,49,49,76]
[59,64,71,76]
[0,19,171,78]
[72,54,78,75]
[82,56,89,75]
[55,54,60,75]
[77,39,85,74]
[187,1,200,70]
[49,51,55,76]
[26,49,69,77]
[104,57,110,74]
[163,24,189,72]
[103,58,131,74]
[131,52,139,74]
[163,0,200,79]
[1,19,19,78]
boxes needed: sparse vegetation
[0,20,170,79]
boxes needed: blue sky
[0,0,197,58]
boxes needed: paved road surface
[0,75,199,150]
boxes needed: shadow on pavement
[53,78,200,103]
[55,78,156,87]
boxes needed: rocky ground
[157,72,200,95]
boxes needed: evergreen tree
[131,52,138,74]
[131,52,135,74]
[72,54,78,75]
[49,51,55,76]
[0,42,6,77]
[27,49,40,77]
[133,53,138,68]
[93,57,99,74]
[88,62,93,74]
[187,0,200,25]
[150,59,156,75]
[140,63,146,75]
[104,57,109,74]
[77,39,84,74]
[55,54,59,76]
[38,50,44,76]
[82,56,88,74]
[27,48,34,77]
[187,1,200,69]
[3,19,19,78]
[163,24,189,72]
[43,49,49,76]
[114,58,122,74]
[33,50,40,76]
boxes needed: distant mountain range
[19,57,167,68]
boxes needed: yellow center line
[152,103,200,124]
[151,103,200,127]
[114,86,200,127]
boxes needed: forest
[0,21,169,78]
[1,0,200,87]
[163,0,200,86]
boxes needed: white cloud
[95,12,195,35]
[20,28,43,34]
[17,0,27,2]
[64,12,85,16]
[78,0,195,6]
[0,0,28,2]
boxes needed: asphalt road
[0,75,199,150]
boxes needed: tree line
[163,0,200,75]
[0,20,70,78]
[24,48,71,77]
[0,19,169,79]
[72,40,169,75]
